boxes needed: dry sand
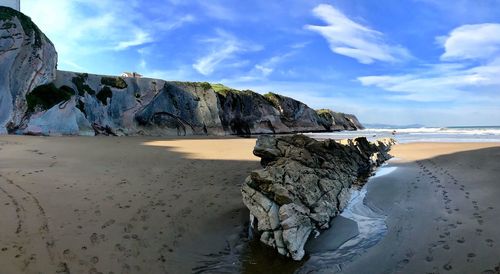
[0,135,259,274]
[1,137,500,274]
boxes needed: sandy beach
[1,136,500,273]
[336,143,500,274]
[0,135,259,274]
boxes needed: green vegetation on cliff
[210,83,230,92]
[170,81,213,91]
[101,77,128,89]
[317,109,333,118]
[72,74,95,96]
[26,84,74,112]
[263,92,281,109]
[97,87,113,105]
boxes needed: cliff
[0,7,363,136]
[0,7,57,134]
[242,134,395,260]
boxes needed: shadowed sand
[1,137,500,274]
[0,135,259,274]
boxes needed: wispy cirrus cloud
[193,30,261,76]
[305,4,411,64]
[23,0,195,66]
[359,23,500,102]
[253,51,297,77]
[114,30,154,51]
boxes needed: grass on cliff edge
[263,93,281,109]
[316,109,334,121]
[101,77,128,89]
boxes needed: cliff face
[242,135,395,260]
[0,7,57,134]
[317,109,364,131]
[16,71,364,136]
[0,7,363,136]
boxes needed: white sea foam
[307,126,500,143]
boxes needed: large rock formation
[0,7,57,134]
[241,134,395,260]
[13,70,364,136]
[0,7,363,136]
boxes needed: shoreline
[1,135,500,273]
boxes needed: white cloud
[439,23,500,61]
[358,23,500,102]
[254,65,273,76]
[251,51,297,78]
[114,30,153,51]
[22,0,194,69]
[193,30,261,76]
[305,4,411,64]
[358,58,500,102]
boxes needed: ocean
[307,126,500,143]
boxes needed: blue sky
[22,0,500,126]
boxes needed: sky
[21,0,500,126]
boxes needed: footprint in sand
[443,262,453,271]
[101,219,116,229]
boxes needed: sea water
[296,164,397,273]
[307,126,500,143]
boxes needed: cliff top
[0,6,53,48]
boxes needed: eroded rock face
[0,7,57,133]
[317,109,365,131]
[0,7,364,136]
[21,71,364,136]
[242,134,395,260]
[24,98,94,136]
[264,93,325,132]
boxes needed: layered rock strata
[242,134,395,260]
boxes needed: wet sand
[1,137,500,273]
[323,143,500,274]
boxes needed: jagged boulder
[242,134,395,260]
[0,7,57,133]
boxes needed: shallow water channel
[194,164,398,274]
